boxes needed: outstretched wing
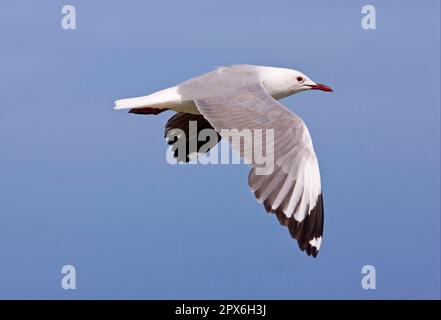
[164,112,221,163]
[178,65,324,257]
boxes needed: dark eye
[297,76,304,82]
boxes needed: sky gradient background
[0,0,439,299]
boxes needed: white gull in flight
[114,65,333,257]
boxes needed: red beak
[309,83,333,92]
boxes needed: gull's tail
[114,86,180,114]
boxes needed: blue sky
[0,0,439,299]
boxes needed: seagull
[114,65,333,257]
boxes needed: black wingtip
[274,193,324,258]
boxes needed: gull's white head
[259,66,333,99]
[285,69,333,95]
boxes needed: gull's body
[114,66,322,115]
[115,65,333,257]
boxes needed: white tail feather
[114,86,180,110]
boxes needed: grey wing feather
[178,65,324,257]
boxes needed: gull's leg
[128,107,169,115]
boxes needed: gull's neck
[256,66,296,100]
